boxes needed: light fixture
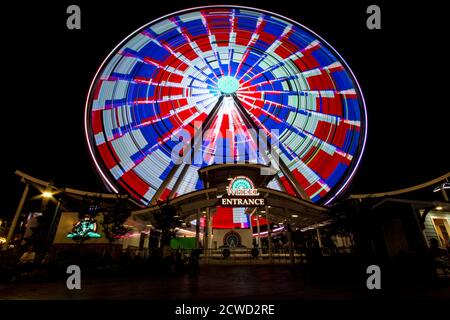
[433,182,450,192]
[435,206,443,211]
[146,224,152,227]
[291,214,299,218]
[42,191,53,198]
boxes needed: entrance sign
[220,176,266,207]
[221,198,266,206]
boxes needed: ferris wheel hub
[217,76,240,94]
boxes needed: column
[203,210,208,255]
[207,208,212,254]
[441,187,449,201]
[42,198,62,258]
[3,183,29,250]
[287,223,295,266]
[256,213,261,250]
[265,205,273,263]
[316,228,323,248]
[195,208,200,249]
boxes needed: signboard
[220,176,266,207]
[223,231,242,248]
[67,216,101,240]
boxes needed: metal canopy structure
[12,170,329,227]
[14,170,130,203]
[131,186,330,227]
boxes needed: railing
[320,247,355,256]
[166,248,305,264]
[146,246,355,265]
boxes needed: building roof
[131,186,330,227]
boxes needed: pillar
[195,208,200,249]
[207,208,212,253]
[316,228,323,248]
[284,207,294,266]
[42,198,62,258]
[441,188,449,201]
[203,210,208,254]
[3,183,29,250]
[256,213,261,250]
[265,205,273,263]
[287,223,295,266]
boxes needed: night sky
[2,0,449,219]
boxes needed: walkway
[1,265,448,300]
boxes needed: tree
[153,203,181,247]
[28,207,53,252]
[101,198,131,250]
[0,222,7,238]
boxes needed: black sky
[2,0,449,218]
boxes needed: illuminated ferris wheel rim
[84,5,368,206]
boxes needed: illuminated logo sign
[221,176,266,207]
[223,231,242,248]
[67,217,102,240]
[226,176,260,196]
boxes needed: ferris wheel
[85,6,367,206]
